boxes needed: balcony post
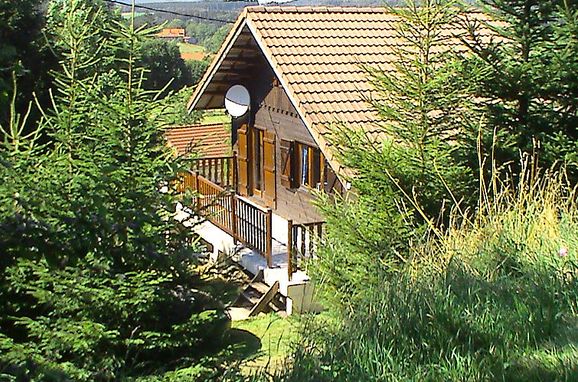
[287,219,293,281]
[266,208,273,268]
[231,193,237,243]
[194,172,200,210]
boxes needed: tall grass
[263,168,578,381]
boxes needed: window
[296,143,326,189]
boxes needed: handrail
[179,170,271,266]
[190,154,237,191]
[287,220,325,281]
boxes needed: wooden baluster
[239,201,244,243]
[250,208,254,249]
[231,194,237,242]
[309,224,314,255]
[300,226,306,257]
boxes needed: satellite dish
[224,85,250,117]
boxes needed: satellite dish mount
[225,85,250,118]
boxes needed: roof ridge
[244,5,488,16]
[245,6,390,14]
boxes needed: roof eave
[187,11,249,112]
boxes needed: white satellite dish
[224,85,250,117]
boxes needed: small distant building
[156,28,187,42]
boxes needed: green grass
[228,313,299,374]
[201,110,230,125]
[177,43,205,55]
[265,170,578,381]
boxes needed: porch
[177,155,324,314]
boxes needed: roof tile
[190,6,498,177]
[164,123,231,157]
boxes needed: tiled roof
[188,6,498,175]
[164,123,231,157]
[157,28,186,38]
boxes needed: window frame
[294,142,326,190]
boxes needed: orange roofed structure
[179,6,498,315]
[156,28,187,41]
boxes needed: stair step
[248,281,270,295]
[241,290,260,305]
[227,307,251,321]
[249,281,279,317]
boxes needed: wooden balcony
[178,155,324,281]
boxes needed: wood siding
[232,57,339,223]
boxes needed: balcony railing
[287,220,325,281]
[191,154,236,190]
[180,156,325,277]
[180,170,273,267]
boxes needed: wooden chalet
[180,6,495,314]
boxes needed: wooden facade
[185,14,346,231]
[223,53,343,224]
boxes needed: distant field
[178,43,204,54]
[121,12,146,18]
[201,110,229,124]
[178,43,207,61]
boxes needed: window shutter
[325,162,339,194]
[237,124,249,196]
[280,139,293,188]
[292,143,302,188]
[263,131,276,206]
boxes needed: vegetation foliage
[263,0,578,381]
[0,0,234,380]
[0,0,576,381]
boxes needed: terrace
[177,155,325,315]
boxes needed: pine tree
[315,0,478,306]
[462,0,578,178]
[0,1,234,380]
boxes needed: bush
[0,1,235,380]
[272,169,578,381]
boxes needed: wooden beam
[249,281,279,317]
[213,70,253,76]
[222,56,261,64]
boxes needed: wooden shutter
[263,130,276,206]
[292,143,302,189]
[325,162,339,194]
[280,139,293,188]
[237,124,249,196]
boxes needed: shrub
[272,168,578,382]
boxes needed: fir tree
[0,1,235,380]
[315,0,478,306]
[462,0,578,178]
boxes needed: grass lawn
[201,110,230,125]
[228,313,300,374]
[177,43,205,54]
